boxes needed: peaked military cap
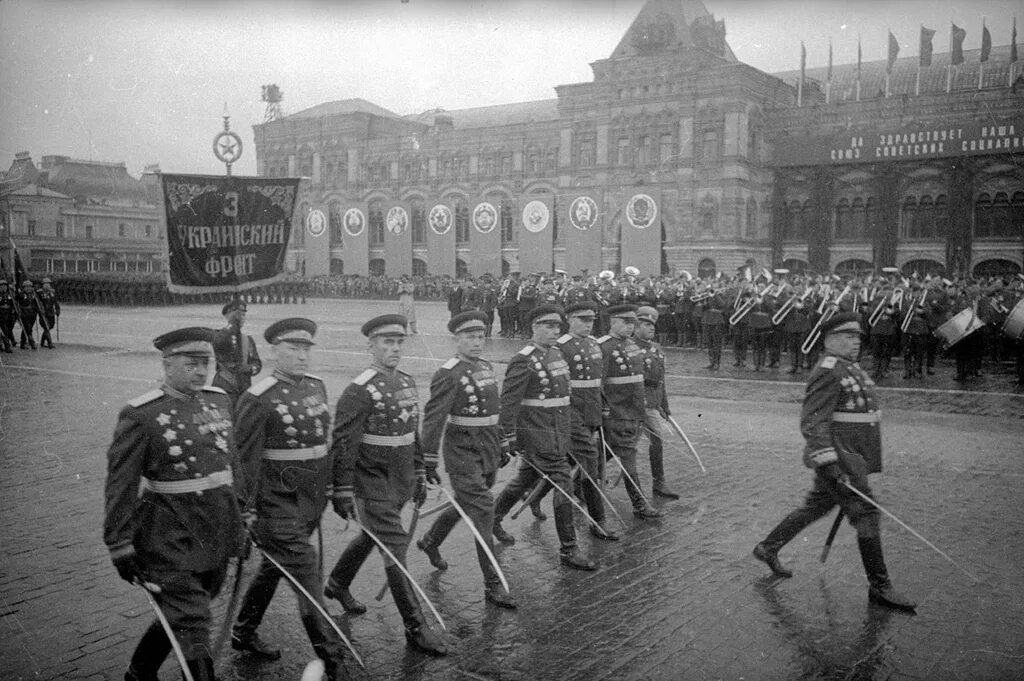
[222,298,247,316]
[153,327,215,357]
[819,311,862,337]
[448,311,488,334]
[528,304,564,326]
[264,317,317,345]
[636,306,659,324]
[606,304,639,319]
[564,301,598,317]
[361,314,408,338]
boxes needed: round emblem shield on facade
[386,206,409,234]
[343,208,366,237]
[473,202,498,234]
[306,208,327,238]
[521,200,550,233]
[569,196,599,231]
[626,193,657,229]
[428,204,452,235]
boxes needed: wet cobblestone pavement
[2,300,1022,680]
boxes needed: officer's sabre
[519,458,608,536]
[599,428,653,507]
[135,582,195,681]
[666,416,707,474]
[509,476,547,520]
[375,503,421,601]
[211,556,246,659]
[840,481,980,582]
[350,519,447,630]
[419,499,453,518]
[573,461,627,529]
[253,545,365,668]
[819,509,845,563]
[437,486,510,592]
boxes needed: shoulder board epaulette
[597,335,612,344]
[556,334,573,344]
[304,373,324,382]
[202,385,227,395]
[398,368,413,378]
[441,357,460,370]
[352,369,378,386]
[819,356,838,370]
[518,345,536,356]
[127,389,164,408]
[248,376,279,396]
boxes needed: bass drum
[1002,299,1024,341]
[934,308,986,347]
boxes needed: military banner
[160,174,299,294]
[384,202,413,276]
[304,205,331,277]
[518,196,553,275]
[618,191,661,275]
[426,203,455,276]
[564,192,603,275]
[471,200,502,277]
[341,205,369,276]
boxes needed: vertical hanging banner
[304,205,331,277]
[160,174,299,293]
[426,203,455,276]
[471,200,502,277]
[518,196,553,275]
[564,192,603,275]
[342,205,369,276]
[384,203,412,276]
[619,191,661,276]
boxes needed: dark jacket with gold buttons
[598,334,646,420]
[635,337,669,415]
[500,344,571,460]
[556,333,605,427]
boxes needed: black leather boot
[752,507,821,578]
[231,567,283,660]
[324,533,372,614]
[385,565,448,655]
[554,504,596,570]
[858,537,917,612]
[184,655,216,681]
[416,535,448,571]
[491,485,519,545]
[125,621,171,681]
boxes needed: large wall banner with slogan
[618,192,661,276]
[161,174,299,293]
[384,203,413,275]
[564,192,603,276]
[773,117,1024,167]
[471,200,502,277]
[518,196,553,276]
[342,206,369,276]
[426,203,455,276]
[304,205,331,278]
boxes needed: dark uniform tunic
[212,326,262,410]
[103,384,245,659]
[15,289,37,348]
[636,336,672,484]
[37,288,60,347]
[0,286,15,351]
[419,356,503,585]
[599,333,648,506]
[328,365,423,583]
[232,370,345,662]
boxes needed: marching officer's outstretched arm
[421,368,456,481]
[103,410,146,576]
[800,363,842,473]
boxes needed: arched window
[412,258,427,276]
[901,259,945,277]
[976,191,1021,238]
[745,198,757,238]
[636,135,652,166]
[368,199,385,246]
[329,201,344,247]
[699,196,717,236]
[369,258,385,276]
[700,131,720,163]
[835,259,874,276]
[697,258,717,279]
[900,196,918,238]
[784,200,808,241]
[410,198,426,245]
[972,259,1021,277]
[834,198,852,240]
[781,258,808,274]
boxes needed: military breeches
[570,422,605,521]
[423,469,498,583]
[495,452,573,517]
[355,498,409,567]
[642,409,672,481]
[144,565,227,659]
[603,418,644,507]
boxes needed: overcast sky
[1,0,1018,177]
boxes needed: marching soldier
[103,327,246,681]
[752,312,916,612]
[324,314,448,655]
[212,299,262,411]
[634,306,679,500]
[230,318,347,679]
[415,311,518,607]
[37,277,60,348]
[599,304,663,519]
[16,279,38,349]
[491,305,597,570]
[0,279,15,352]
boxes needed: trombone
[772,288,811,326]
[801,285,851,354]
[868,288,903,327]
[899,291,926,333]
[729,293,759,326]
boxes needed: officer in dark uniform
[784,298,811,373]
[702,296,727,370]
[479,275,498,337]
[212,299,262,411]
[752,312,916,612]
[0,279,16,352]
[491,305,597,570]
[103,327,246,681]
[37,277,60,348]
[517,275,539,338]
[599,304,663,519]
[749,301,772,371]
[901,302,929,379]
[16,280,38,349]
[634,306,679,500]
[497,273,520,338]
[415,311,518,608]
[324,314,448,655]
[230,318,347,679]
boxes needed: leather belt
[521,396,570,407]
[832,411,881,423]
[570,379,602,388]
[448,414,500,427]
[361,432,416,447]
[264,444,328,461]
[605,375,643,385]
[142,470,233,494]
